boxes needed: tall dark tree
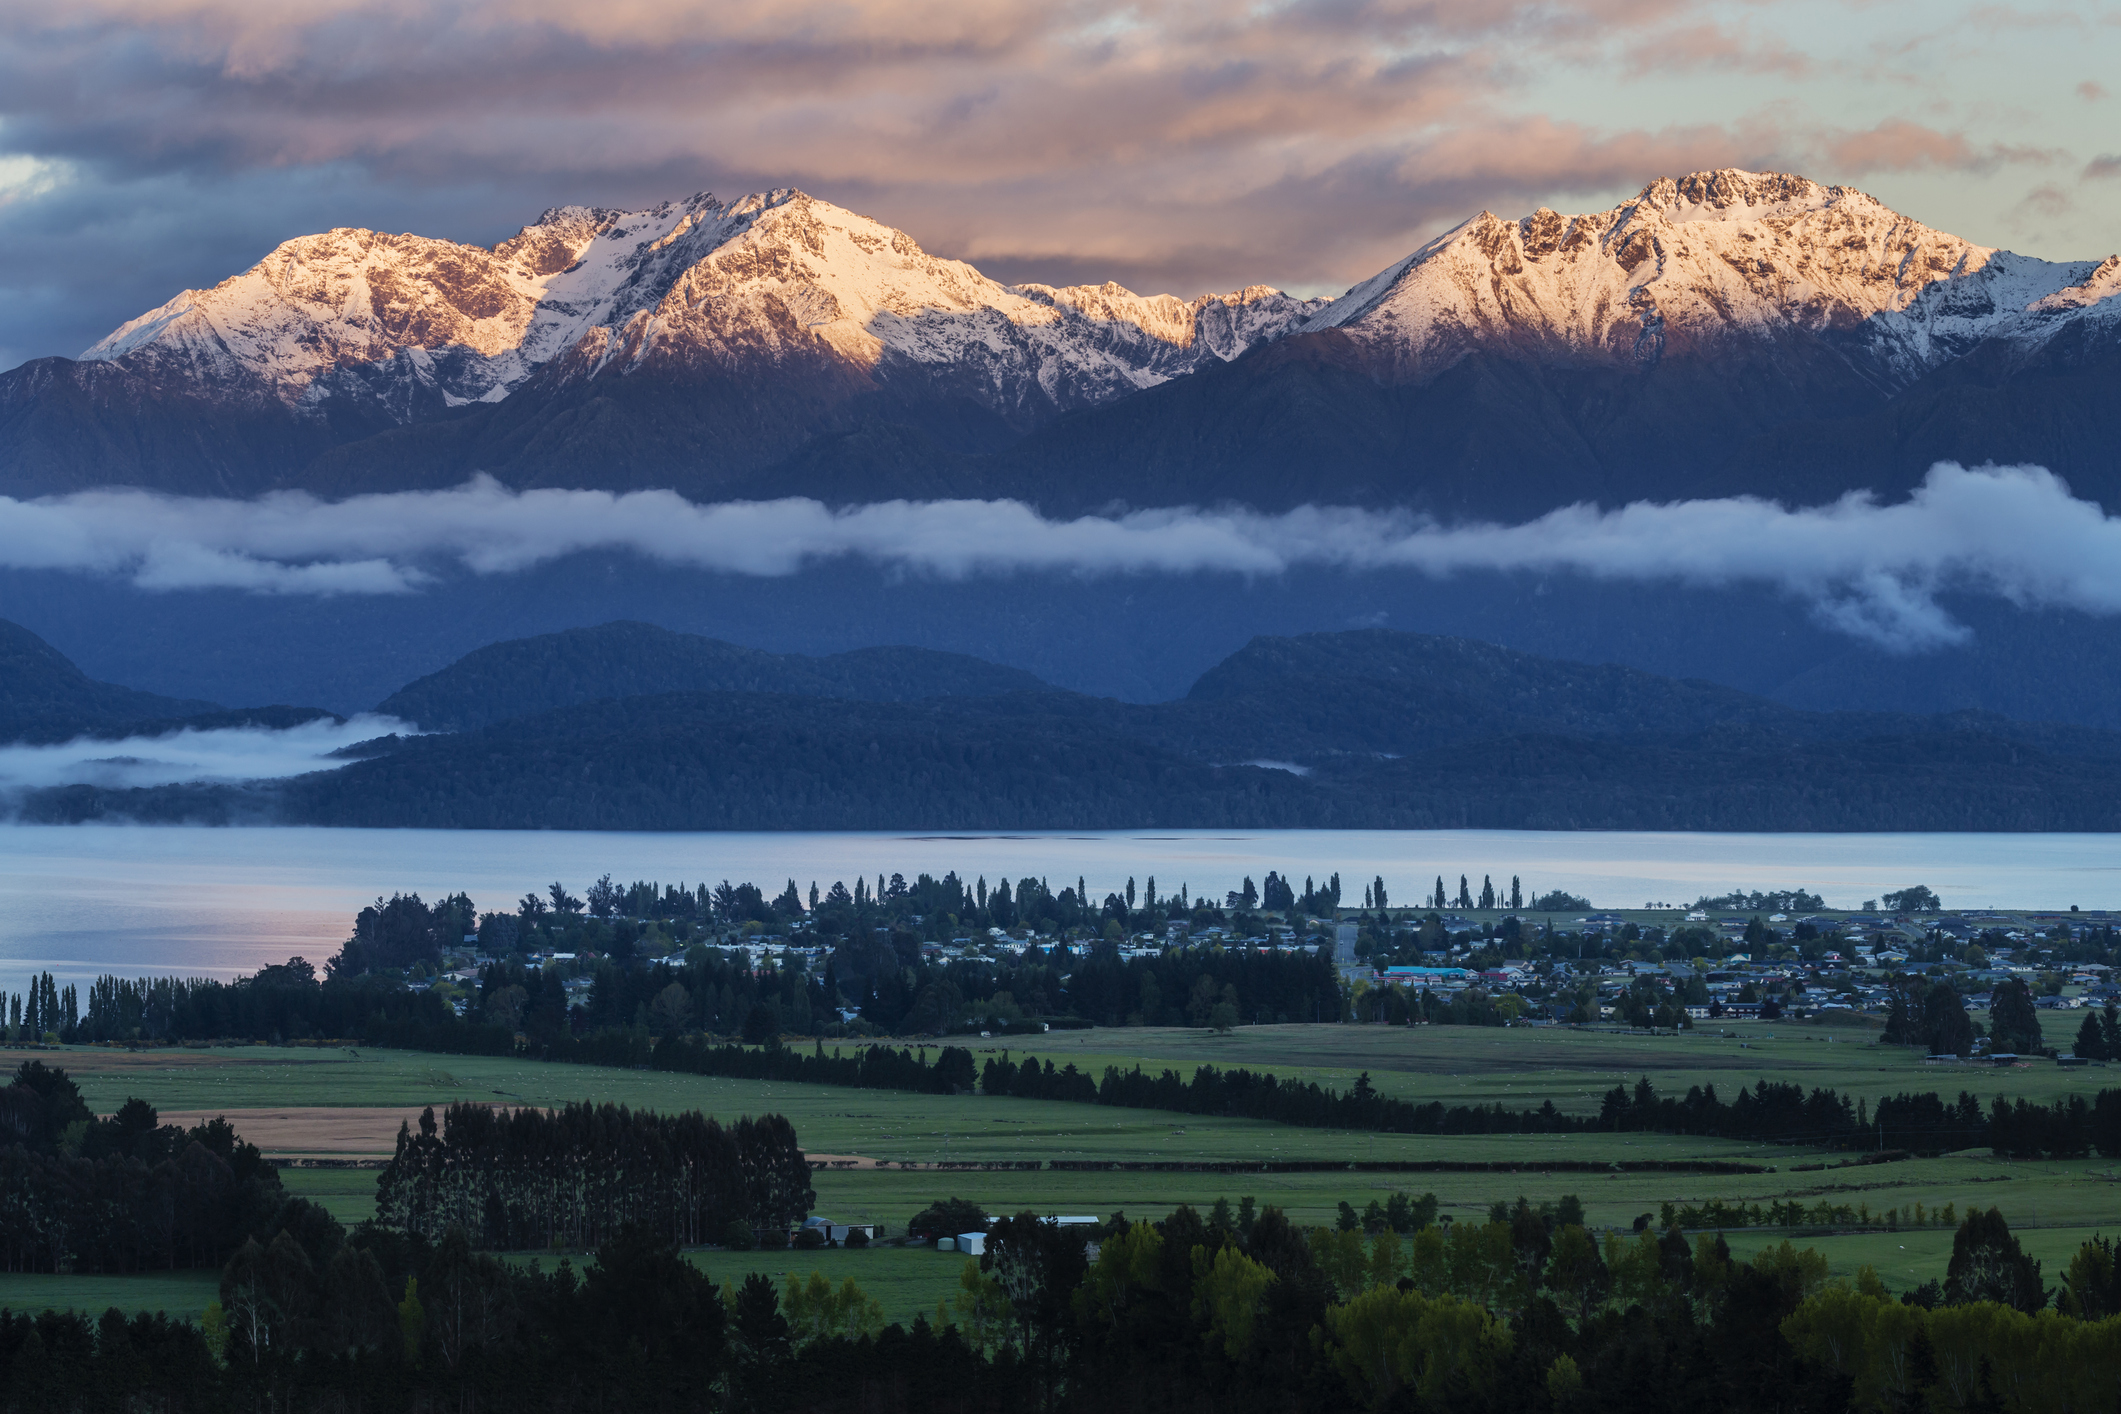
[1988,978,2044,1054]
[1944,1207,2046,1312]
[1924,983,1974,1057]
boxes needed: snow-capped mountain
[3,169,2117,510]
[77,190,1325,430]
[1302,170,2116,387]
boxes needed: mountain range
[17,617,2121,832]
[5,170,2117,517]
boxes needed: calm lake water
[0,825,2115,992]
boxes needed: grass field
[51,1041,1800,1169]
[0,1027,2106,1320]
[0,1271,221,1322]
[0,1246,968,1330]
[864,1023,2119,1114]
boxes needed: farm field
[858,1022,2119,1113]
[265,1140,2121,1250]
[49,1042,1799,1168]
[6,1030,2108,1317]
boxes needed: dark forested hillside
[374,620,1051,731]
[284,692,1320,830]
[27,625,2121,830]
[0,618,221,742]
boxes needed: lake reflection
[0,824,2115,991]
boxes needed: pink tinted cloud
[1621,23,1813,78]
[1822,120,2056,176]
[0,0,2093,316]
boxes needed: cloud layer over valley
[2,463,2117,652]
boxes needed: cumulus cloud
[6,464,2121,651]
[0,714,411,794]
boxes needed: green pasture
[678,1245,965,1328]
[899,1023,2117,1114]
[51,1042,1805,1168]
[1723,1223,2114,1295]
[279,1167,385,1226]
[0,1270,221,1323]
[805,1151,2121,1244]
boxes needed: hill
[0,619,222,743]
[373,621,1053,732]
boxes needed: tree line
[374,1103,813,1251]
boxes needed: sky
[0,0,2117,372]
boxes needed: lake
[0,824,2115,991]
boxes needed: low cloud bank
[0,463,2114,649]
[0,716,411,795]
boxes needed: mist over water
[0,825,2113,995]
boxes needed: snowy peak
[559,191,1326,415]
[79,188,1320,426]
[1306,168,2118,386]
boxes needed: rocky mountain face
[2,170,2115,510]
[1304,171,2115,386]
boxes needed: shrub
[844,1227,869,1248]
[724,1219,755,1250]
[796,1227,826,1249]
[909,1197,989,1241]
